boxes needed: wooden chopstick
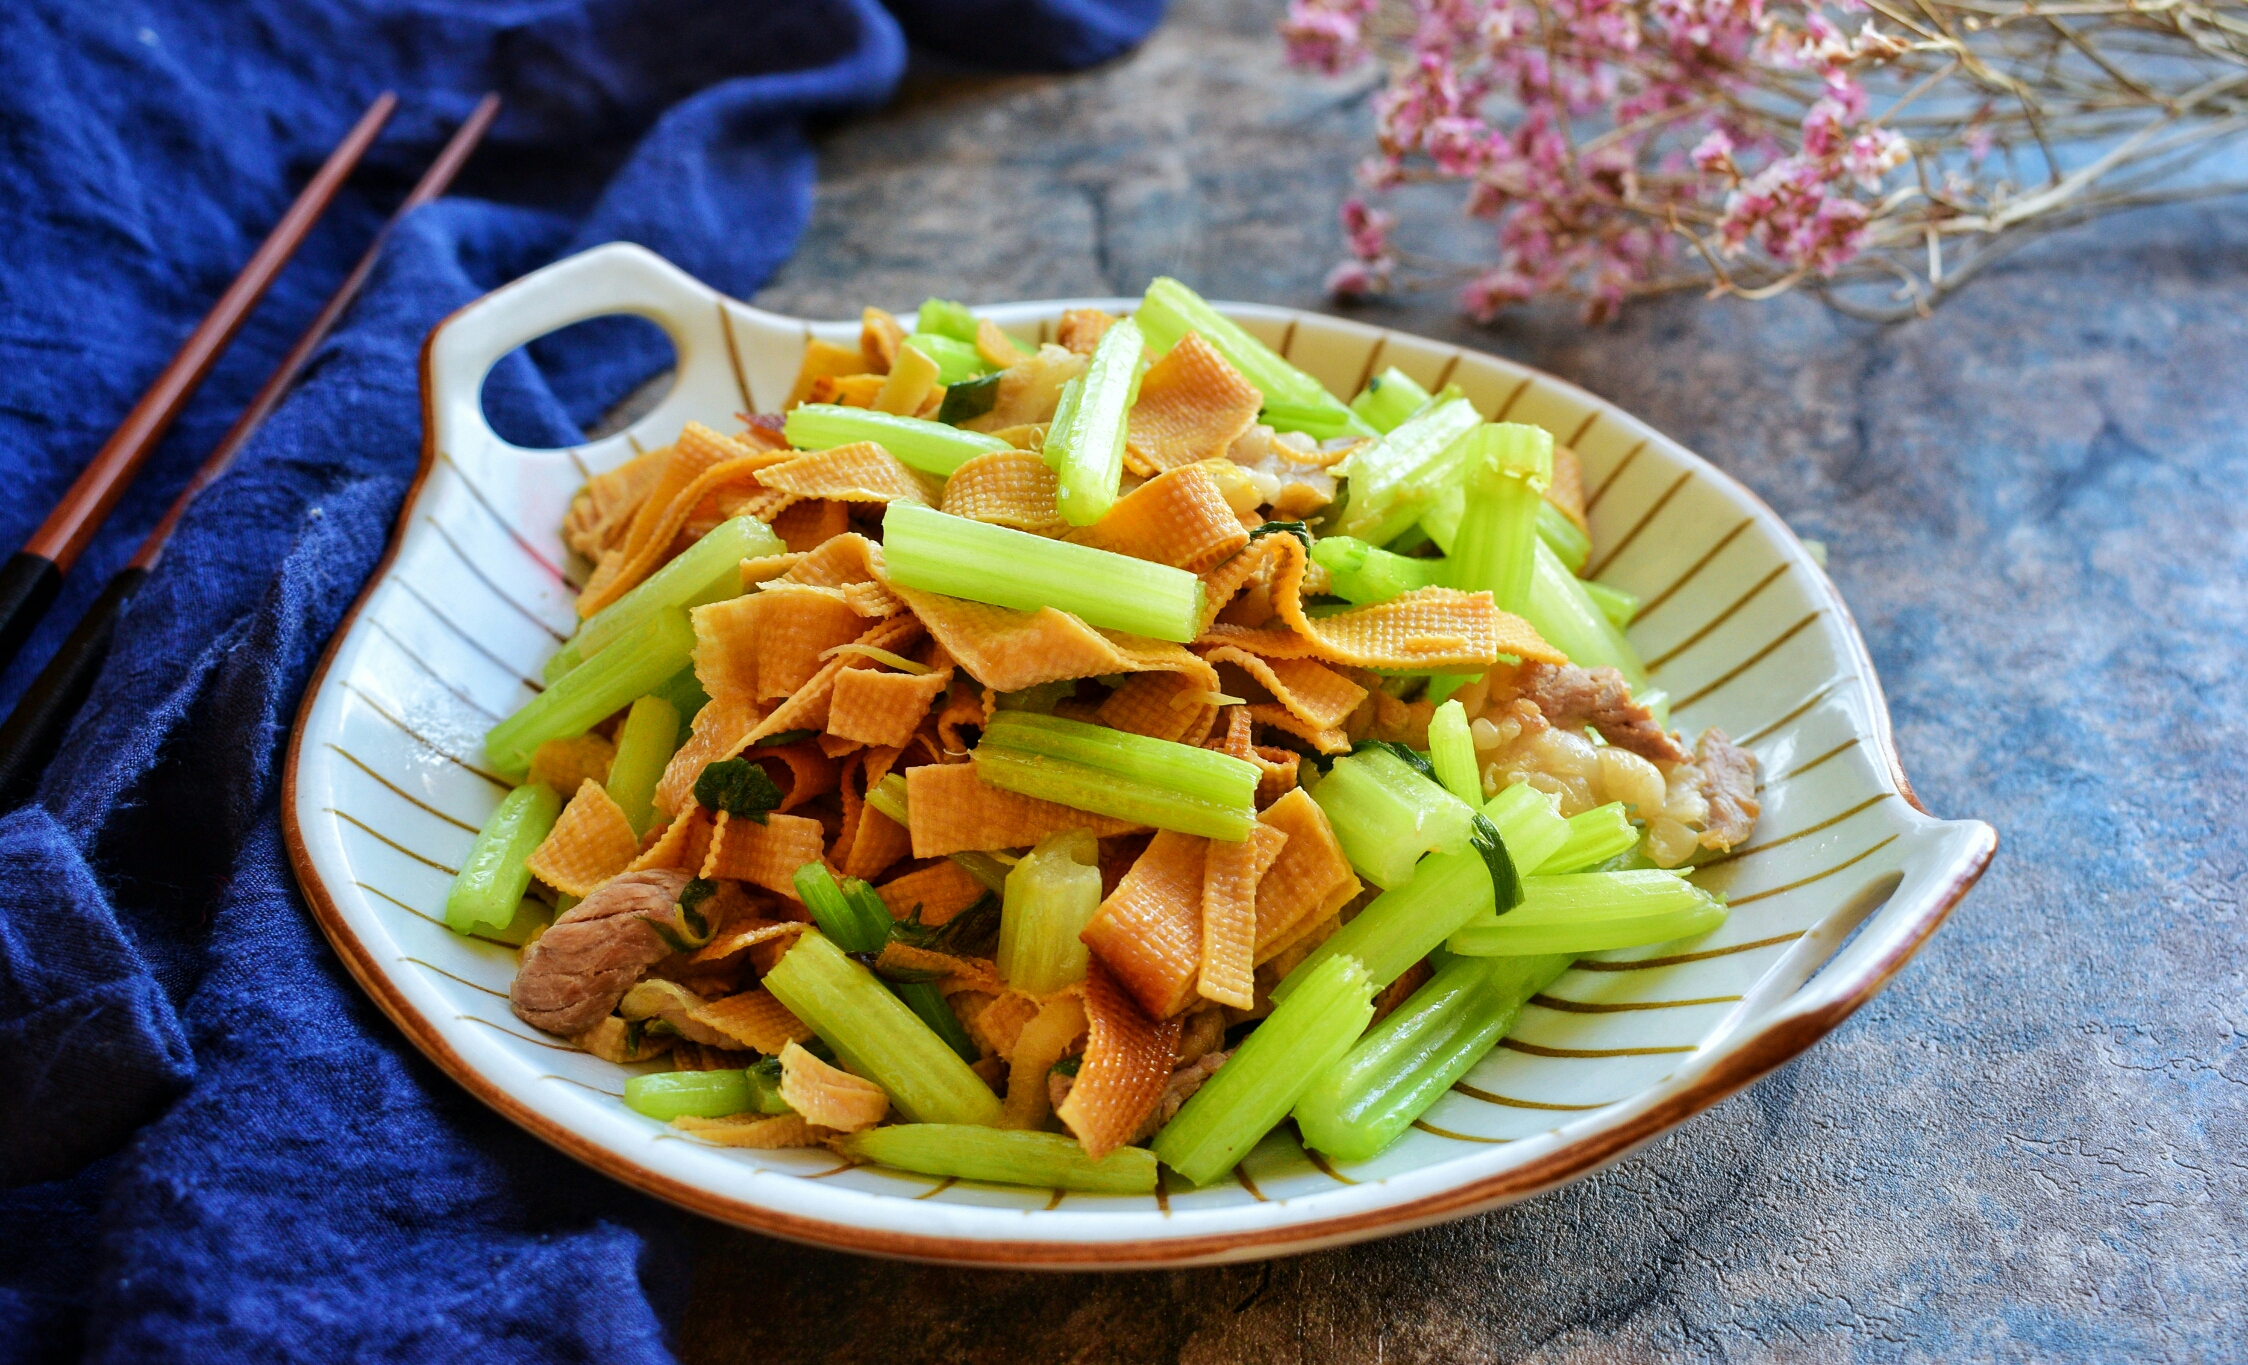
[0,91,399,674]
[0,95,502,809]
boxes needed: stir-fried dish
[445,279,1762,1192]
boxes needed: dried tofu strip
[1199,822,1288,1009]
[673,1113,829,1148]
[965,990,1041,1058]
[688,987,814,1053]
[785,337,876,410]
[1080,829,1209,1019]
[861,307,907,371]
[903,762,1146,857]
[828,665,952,749]
[1244,702,1350,756]
[770,498,845,551]
[960,345,1086,432]
[702,810,830,896]
[1123,331,1263,476]
[780,1041,890,1132]
[1199,534,1563,672]
[651,697,762,819]
[1547,443,1589,533]
[524,779,641,897]
[564,445,671,561]
[757,441,941,505]
[874,859,990,925]
[751,742,840,813]
[1056,308,1116,356]
[836,747,912,880]
[579,450,782,617]
[1065,464,1247,572]
[1095,671,1216,745]
[630,805,717,876]
[616,424,746,567]
[1004,992,1089,1130]
[891,584,1221,696]
[1057,960,1182,1160]
[940,450,1066,535]
[691,596,765,705]
[1250,788,1361,963]
[1202,645,1367,731]
[874,942,1001,996]
[779,532,886,590]
[528,733,615,795]
[691,919,810,968]
[931,678,988,757]
[753,584,881,700]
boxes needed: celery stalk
[882,502,1205,642]
[1447,871,1724,956]
[1583,578,1641,631]
[794,863,889,954]
[486,608,695,780]
[916,298,980,343]
[973,711,1259,842]
[1481,782,1571,874]
[997,829,1101,994]
[762,931,1004,1127]
[1427,700,1482,806]
[1535,802,1641,874]
[949,850,1013,896]
[1445,424,1551,615]
[1270,848,1493,1002]
[840,1124,1158,1194]
[566,516,778,671]
[1293,952,1572,1161]
[1134,278,1375,440]
[838,877,980,1062]
[1309,747,1477,888]
[1153,952,1376,1186]
[1310,536,1449,605]
[1045,317,1144,527]
[484,896,553,947]
[864,773,910,827]
[623,1070,755,1121]
[1537,500,1591,574]
[444,783,561,934]
[1349,366,1432,433]
[906,333,990,386]
[782,404,1011,477]
[604,695,680,838]
[1331,397,1483,545]
[1525,540,1651,692]
[650,664,708,727]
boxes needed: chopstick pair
[0,93,503,808]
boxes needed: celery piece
[649,664,708,727]
[948,850,1013,896]
[893,980,981,1063]
[783,404,1011,478]
[483,896,554,947]
[1255,399,1366,443]
[444,783,562,934]
[542,640,581,685]
[1271,847,1493,1002]
[1134,277,1375,440]
[840,1124,1157,1194]
[1350,366,1433,434]
[1310,535,1448,605]
[1447,871,1725,956]
[1537,500,1591,574]
[882,503,1205,642]
[486,609,695,780]
[974,711,1259,842]
[1427,699,1481,806]
[1153,952,1376,1186]
[1309,746,1477,888]
[762,931,1004,1126]
[835,877,981,1062]
[794,863,889,954]
[1481,782,1571,875]
[1045,317,1145,527]
[1535,801,1641,874]
[1294,952,1572,1161]
[604,695,680,838]
[623,1070,754,1122]
[916,297,980,343]
[1446,424,1552,615]
[1331,397,1484,545]
[997,829,1102,994]
[907,334,990,386]
[741,1056,794,1114]
[1525,540,1651,692]
[865,772,911,827]
[566,516,778,671]
[1583,578,1641,631]
[1467,813,1524,916]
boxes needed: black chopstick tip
[0,552,62,676]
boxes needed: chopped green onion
[936,372,1001,426]
[1426,699,1481,806]
[1525,540,1651,692]
[1536,500,1591,574]
[604,695,680,838]
[1309,535,1448,605]
[1481,782,1571,875]
[1270,847,1493,1003]
[997,829,1101,994]
[1331,397,1484,545]
[486,608,695,781]
[1349,366,1432,434]
[1447,871,1725,956]
[1293,952,1572,1161]
[1134,277,1374,440]
[794,863,890,954]
[839,1124,1158,1194]
[1535,801,1640,875]
[761,931,1004,1127]
[695,758,783,824]
[1309,746,1476,888]
[916,298,981,342]
[973,711,1259,842]
[1153,952,1376,1186]
[782,404,1011,478]
[948,850,1013,896]
[1467,813,1524,916]
[1445,423,1551,615]
[865,773,911,827]
[882,503,1205,643]
[1045,317,1144,527]
[1582,578,1640,631]
[444,783,562,934]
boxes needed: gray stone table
[677,2,2248,1358]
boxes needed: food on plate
[445,278,1761,1188]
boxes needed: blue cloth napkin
[0,2,1162,1359]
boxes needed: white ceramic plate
[283,243,1994,1267]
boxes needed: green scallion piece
[1426,699,1481,806]
[1044,317,1144,527]
[782,404,1011,478]
[972,711,1259,842]
[1293,951,1573,1161]
[761,931,1004,1127]
[1134,277,1374,440]
[1308,746,1477,888]
[1481,782,1572,875]
[793,863,889,954]
[1535,801,1641,875]
[1309,535,1448,605]
[1536,500,1591,574]
[604,695,680,838]
[1582,578,1641,631]
[997,829,1101,994]
[839,1124,1158,1194]
[1153,952,1376,1186]
[865,772,911,827]
[1525,540,1651,693]
[1331,397,1484,545]
[1270,847,1494,1003]
[1445,423,1552,615]
[1349,366,1433,434]
[882,502,1205,643]
[1446,871,1725,956]
[444,783,562,934]
[486,608,695,781]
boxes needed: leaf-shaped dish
[282,243,1994,1266]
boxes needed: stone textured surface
[679,2,2248,1358]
